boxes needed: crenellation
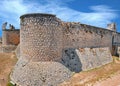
[2,22,7,30]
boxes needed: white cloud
[0,0,118,29]
[0,0,28,28]
[90,5,117,12]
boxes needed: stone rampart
[2,29,20,46]
[20,13,63,61]
[62,22,120,56]
[61,47,112,71]
[11,13,71,86]
[0,29,19,53]
[63,23,113,48]
[10,13,120,86]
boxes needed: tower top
[107,23,116,32]
[20,13,56,19]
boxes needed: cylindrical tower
[10,13,72,86]
[20,13,63,61]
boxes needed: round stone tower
[10,13,72,86]
[20,13,63,61]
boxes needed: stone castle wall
[60,23,115,72]
[0,29,20,52]
[11,13,72,86]
[63,23,113,49]
[114,33,120,43]
[62,23,120,55]
[2,29,20,46]
[11,13,120,86]
[60,47,112,71]
[20,13,63,61]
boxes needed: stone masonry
[2,29,20,46]
[10,13,72,86]
[10,13,120,86]
[20,13,63,61]
[0,22,20,53]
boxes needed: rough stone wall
[0,45,17,53]
[62,22,120,56]
[113,33,120,55]
[114,33,120,44]
[62,23,113,50]
[20,13,63,61]
[11,60,72,86]
[107,23,116,31]
[0,37,2,44]
[11,13,72,86]
[2,30,20,46]
[15,44,20,59]
[11,13,120,86]
[60,47,112,71]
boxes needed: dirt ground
[0,53,120,86]
[0,53,17,86]
[94,71,120,86]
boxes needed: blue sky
[0,0,120,36]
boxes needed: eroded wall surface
[2,30,20,46]
[11,13,71,86]
[20,14,63,61]
[114,33,120,43]
[0,30,20,52]
[61,47,112,71]
[63,23,113,49]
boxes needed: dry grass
[60,56,120,86]
[0,53,17,86]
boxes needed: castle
[1,13,120,86]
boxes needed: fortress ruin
[0,13,120,86]
[0,22,20,52]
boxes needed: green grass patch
[7,82,15,86]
